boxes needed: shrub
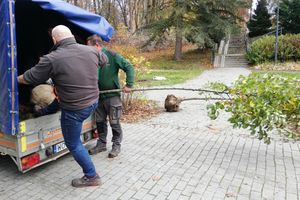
[207,73,300,144]
[246,34,300,64]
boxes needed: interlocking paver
[177,195,189,200]
[0,68,300,200]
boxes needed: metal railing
[247,26,284,45]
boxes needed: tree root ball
[31,84,56,109]
[164,94,182,112]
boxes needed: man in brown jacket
[18,25,106,187]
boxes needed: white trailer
[0,0,113,172]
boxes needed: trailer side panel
[0,0,19,135]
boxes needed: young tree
[208,73,300,144]
[279,0,300,34]
[247,0,272,37]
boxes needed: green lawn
[136,48,211,87]
[137,69,203,87]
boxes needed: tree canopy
[208,73,300,144]
[279,0,300,34]
[247,0,272,37]
[65,0,249,60]
[143,0,248,60]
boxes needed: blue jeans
[60,102,98,177]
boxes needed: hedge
[246,34,300,64]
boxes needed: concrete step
[229,39,244,45]
[225,61,248,64]
[224,65,248,68]
[215,34,248,68]
[229,35,246,50]
[224,61,248,65]
[228,49,246,54]
[230,37,244,41]
[226,54,246,56]
[225,58,248,62]
[228,46,245,50]
[225,62,248,65]
[225,64,248,66]
[225,55,249,66]
[225,64,248,67]
[225,53,246,56]
[228,45,245,48]
[225,57,247,60]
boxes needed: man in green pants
[87,35,135,158]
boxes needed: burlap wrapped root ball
[164,94,182,112]
[31,84,56,110]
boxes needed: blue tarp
[0,0,114,135]
[32,0,114,42]
[0,0,18,135]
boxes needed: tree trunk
[93,0,97,13]
[107,0,111,21]
[73,0,79,6]
[116,0,127,27]
[135,0,142,30]
[128,0,133,31]
[174,29,182,61]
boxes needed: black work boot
[71,173,102,188]
[108,145,121,158]
[89,141,107,155]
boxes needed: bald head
[51,25,74,44]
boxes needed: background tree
[186,0,247,48]
[143,0,248,60]
[64,0,248,60]
[279,0,300,34]
[247,0,272,37]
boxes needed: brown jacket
[24,37,102,110]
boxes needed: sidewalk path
[1,68,300,200]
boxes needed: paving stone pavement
[1,68,300,200]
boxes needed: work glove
[45,78,54,86]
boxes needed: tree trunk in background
[134,0,140,31]
[128,0,138,31]
[134,0,144,31]
[98,0,105,15]
[144,0,149,25]
[93,0,97,13]
[116,0,129,28]
[65,0,169,32]
[174,29,182,61]
[107,0,112,21]
[151,0,156,21]
[74,0,79,6]
[174,10,183,61]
